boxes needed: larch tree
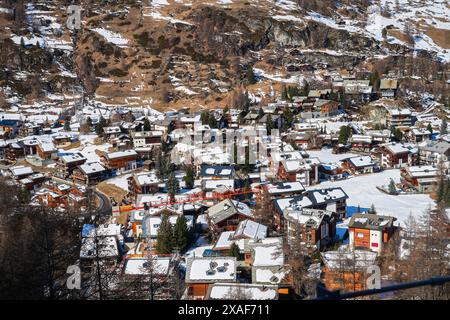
[283,222,310,298]
[254,188,274,229]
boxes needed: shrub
[109,68,128,77]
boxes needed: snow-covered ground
[305,0,450,62]
[253,67,306,84]
[144,11,193,25]
[105,173,132,190]
[91,28,129,47]
[77,142,111,163]
[307,169,435,227]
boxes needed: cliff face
[189,6,377,56]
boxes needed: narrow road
[51,176,112,217]
[94,188,112,217]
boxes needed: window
[357,232,364,238]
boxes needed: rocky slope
[0,0,448,111]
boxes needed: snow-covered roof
[251,237,284,267]
[103,126,121,134]
[284,208,333,229]
[60,153,86,164]
[419,140,450,154]
[267,181,305,195]
[80,236,118,259]
[79,162,106,175]
[82,223,122,238]
[404,165,438,178]
[273,195,313,214]
[349,213,395,231]
[254,268,287,284]
[214,231,235,250]
[123,257,171,276]
[10,166,33,177]
[207,199,253,224]
[346,155,375,168]
[202,179,235,191]
[105,149,138,160]
[132,171,160,186]
[207,283,278,300]
[200,165,235,178]
[383,143,417,155]
[307,187,348,205]
[186,257,237,283]
[234,219,267,240]
[388,108,411,116]
[39,141,56,152]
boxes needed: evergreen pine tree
[95,116,107,136]
[183,166,195,189]
[156,214,174,254]
[266,114,274,134]
[437,178,446,204]
[156,152,168,180]
[369,204,377,214]
[173,215,189,251]
[230,243,240,260]
[282,107,294,132]
[281,86,288,100]
[143,117,151,131]
[63,119,71,131]
[246,66,257,85]
[208,115,217,128]
[388,179,397,194]
[200,111,210,125]
[167,171,180,202]
[338,125,351,144]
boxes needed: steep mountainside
[0,0,448,111]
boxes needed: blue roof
[321,164,336,171]
[202,249,222,257]
[81,224,95,237]
[0,120,20,126]
[346,206,369,218]
[336,227,348,241]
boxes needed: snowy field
[307,169,435,227]
[106,173,133,190]
[91,28,129,47]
